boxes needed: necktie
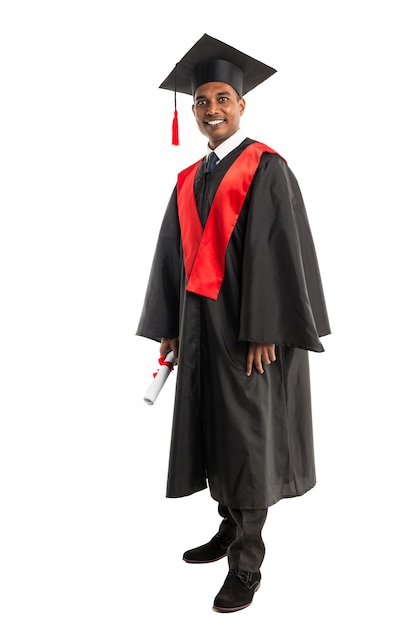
[205,151,218,173]
[200,152,218,225]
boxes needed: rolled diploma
[143,351,175,405]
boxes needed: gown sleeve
[239,154,331,352]
[136,187,181,341]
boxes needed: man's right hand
[160,337,179,362]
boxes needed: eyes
[195,96,230,107]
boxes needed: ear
[239,97,246,116]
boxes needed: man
[137,34,330,613]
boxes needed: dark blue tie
[205,151,218,173]
[200,152,218,225]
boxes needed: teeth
[207,120,223,125]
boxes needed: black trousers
[218,503,268,572]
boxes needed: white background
[1,1,416,624]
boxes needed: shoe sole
[213,601,253,613]
[212,582,260,613]
[183,553,227,564]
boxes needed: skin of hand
[160,337,179,362]
[246,342,276,376]
[160,338,275,375]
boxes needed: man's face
[192,81,245,149]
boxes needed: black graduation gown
[137,138,330,509]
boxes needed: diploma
[143,351,175,405]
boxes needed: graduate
[137,34,331,613]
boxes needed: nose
[206,100,219,115]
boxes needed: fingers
[246,343,276,376]
[160,337,179,361]
[266,344,276,364]
[246,344,256,376]
[160,340,275,373]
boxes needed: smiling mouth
[206,119,225,126]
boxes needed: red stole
[177,141,281,300]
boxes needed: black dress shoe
[183,533,234,563]
[213,569,261,613]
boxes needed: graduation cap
[159,34,277,145]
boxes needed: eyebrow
[195,90,233,100]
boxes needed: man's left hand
[246,343,276,376]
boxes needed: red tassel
[172,110,179,146]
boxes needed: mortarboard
[159,34,277,145]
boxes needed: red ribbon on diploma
[153,354,175,378]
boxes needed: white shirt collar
[206,129,247,163]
